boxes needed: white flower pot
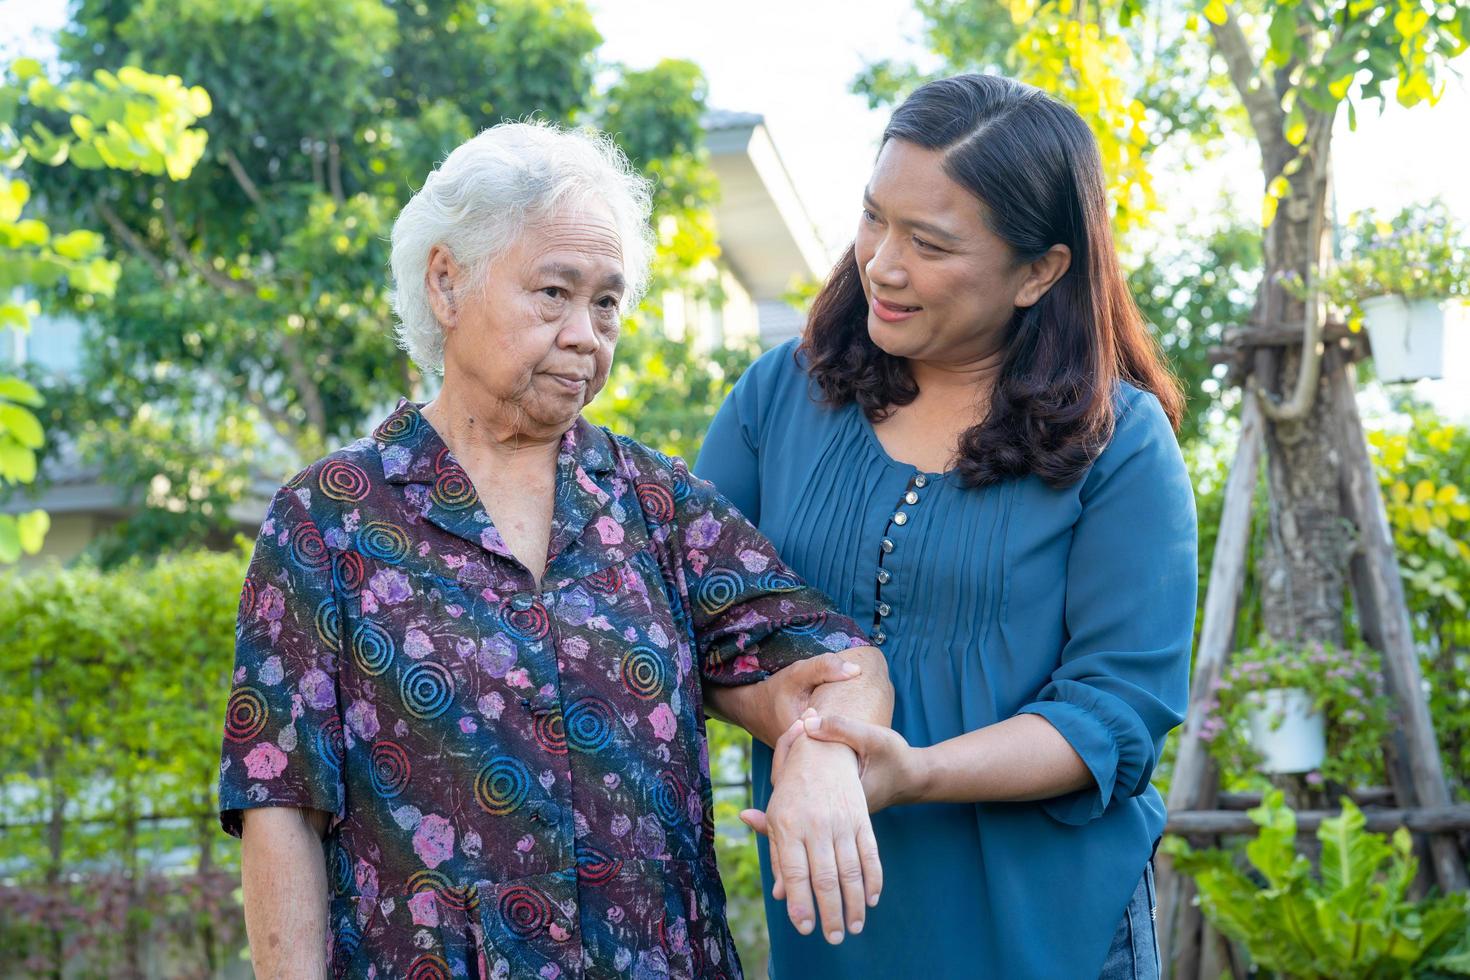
[1245,687,1326,775]
[1360,295,1448,383]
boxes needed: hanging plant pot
[1360,295,1448,383]
[1245,687,1326,775]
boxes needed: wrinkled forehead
[516,203,626,272]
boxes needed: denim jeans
[1097,861,1160,980]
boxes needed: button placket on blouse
[873,470,926,646]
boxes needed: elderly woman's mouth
[547,373,590,391]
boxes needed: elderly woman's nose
[558,305,601,352]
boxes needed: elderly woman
[217,122,891,980]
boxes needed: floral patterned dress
[217,397,865,980]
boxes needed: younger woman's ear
[1015,244,1072,309]
[426,244,462,327]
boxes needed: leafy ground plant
[1165,791,1470,978]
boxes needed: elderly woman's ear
[425,244,463,328]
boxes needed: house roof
[701,109,828,299]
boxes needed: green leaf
[16,509,49,554]
[0,376,43,406]
[10,57,45,82]
[1285,103,1308,146]
[51,228,104,260]
[0,403,44,448]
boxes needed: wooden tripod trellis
[1155,325,1470,979]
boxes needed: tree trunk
[1252,129,1351,651]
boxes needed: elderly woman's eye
[596,296,620,310]
[542,286,565,300]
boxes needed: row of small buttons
[872,472,928,646]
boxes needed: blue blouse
[694,341,1196,978]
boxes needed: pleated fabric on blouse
[694,340,1197,979]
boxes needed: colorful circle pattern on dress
[756,569,802,593]
[564,696,615,753]
[636,481,676,525]
[408,868,479,911]
[318,459,370,502]
[585,564,622,594]
[224,687,268,743]
[575,846,623,886]
[782,611,830,636]
[374,409,421,443]
[315,597,340,648]
[532,707,567,755]
[357,521,409,564]
[474,755,531,816]
[352,621,395,676]
[651,770,686,827]
[400,661,454,719]
[407,952,451,980]
[333,550,365,597]
[620,647,665,700]
[289,519,331,570]
[694,568,743,616]
[318,716,345,772]
[498,885,552,938]
[239,578,256,618]
[499,598,550,640]
[431,468,477,511]
[370,739,412,798]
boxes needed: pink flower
[412,814,455,869]
[243,742,287,780]
[594,517,624,545]
[408,890,439,927]
[649,703,677,742]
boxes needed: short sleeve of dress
[217,485,347,838]
[661,454,868,687]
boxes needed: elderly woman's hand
[741,721,883,944]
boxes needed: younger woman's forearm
[906,714,1093,805]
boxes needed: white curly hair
[389,120,655,375]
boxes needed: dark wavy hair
[799,73,1183,489]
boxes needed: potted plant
[1319,201,1470,383]
[1164,791,1470,978]
[1198,640,1393,787]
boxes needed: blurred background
[1,0,1468,976]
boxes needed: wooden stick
[1216,787,1394,810]
[1167,804,1470,836]
[1157,394,1264,978]
[1326,358,1468,892]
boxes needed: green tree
[26,1,727,565]
[0,56,209,562]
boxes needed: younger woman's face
[853,139,1065,369]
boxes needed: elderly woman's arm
[703,646,892,748]
[240,807,331,979]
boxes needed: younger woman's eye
[861,208,878,223]
[913,236,939,252]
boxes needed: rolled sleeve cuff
[218,777,345,839]
[702,608,868,687]
[1017,680,1149,827]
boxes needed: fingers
[805,835,848,945]
[857,820,883,909]
[769,832,785,900]
[777,828,816,938]
[739,808,769,836]
[769,718,804,783]
[802,713,868,753]
[833,830,868,935]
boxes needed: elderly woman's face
[434,204,625,431]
